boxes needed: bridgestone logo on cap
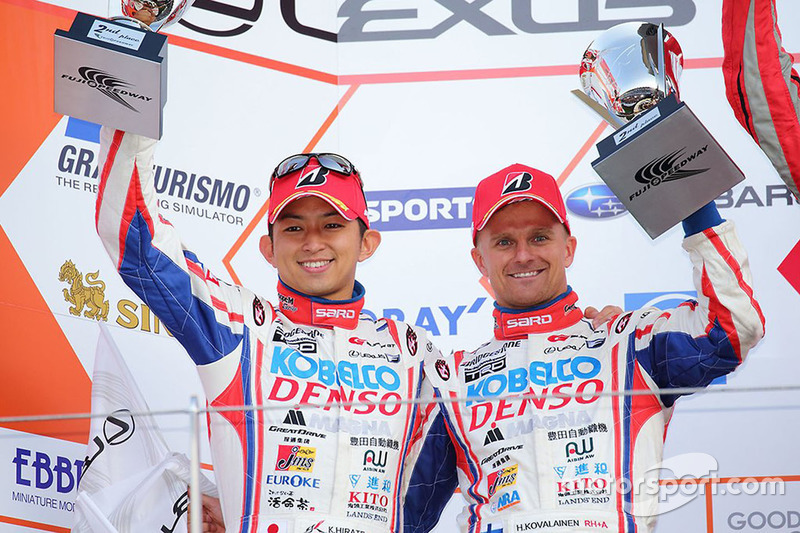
[502,172,533,195]
[296,167,328,188]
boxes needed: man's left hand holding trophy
[54,0,193,139]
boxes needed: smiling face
[260,196,380,300]
[472,200,577,309]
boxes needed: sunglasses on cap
[270,153,362,191]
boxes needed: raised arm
[95,128,251,365]
[722,0,800,200]
[615,203,765,405]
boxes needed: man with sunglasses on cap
[94,128,450,532]
[410,164,765,532]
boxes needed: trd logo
[179,0,696,41]
[464,354,505,383]
[502,172,533,195]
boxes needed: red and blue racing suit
[95,128,440,533]
[406,206,765,533]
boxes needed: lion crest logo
[58,260,109,321]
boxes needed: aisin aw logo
[630,145,709,201]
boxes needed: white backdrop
[1,1,799,531]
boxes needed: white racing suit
[409,215,765,533]
[95,128,438,533]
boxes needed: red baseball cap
[267,159,370,228]
[471,163,569,244]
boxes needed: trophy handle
[571,90,623,130]
[656,24,666,101]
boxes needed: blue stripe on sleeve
[118,210,243,365]
[633,322,738,407]
[403,410,459,533]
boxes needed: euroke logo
[630,146,709,202]
[61,67,152,112]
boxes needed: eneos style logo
[487,464,518,497]
[275,445,316,472]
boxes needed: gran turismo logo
[565,184,627,219]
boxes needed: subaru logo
[565,184,627,219]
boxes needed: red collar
[276,280,364,330]
[493,290,583,340]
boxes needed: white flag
[73,324,217,533]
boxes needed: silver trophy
[575,22,744,239]
[54,0,194,139]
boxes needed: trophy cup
[54,0,193,139]
[575,22,744,239]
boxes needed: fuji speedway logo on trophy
[630,145,710,202]
[60,66,152,112]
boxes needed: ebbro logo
[502,171,533,195]
[565,184,627,219]
[61,67,152,112]
[58,260,109,321]
[630,146,709,201]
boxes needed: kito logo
[365,187,474,231]
[566,184,627,219]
